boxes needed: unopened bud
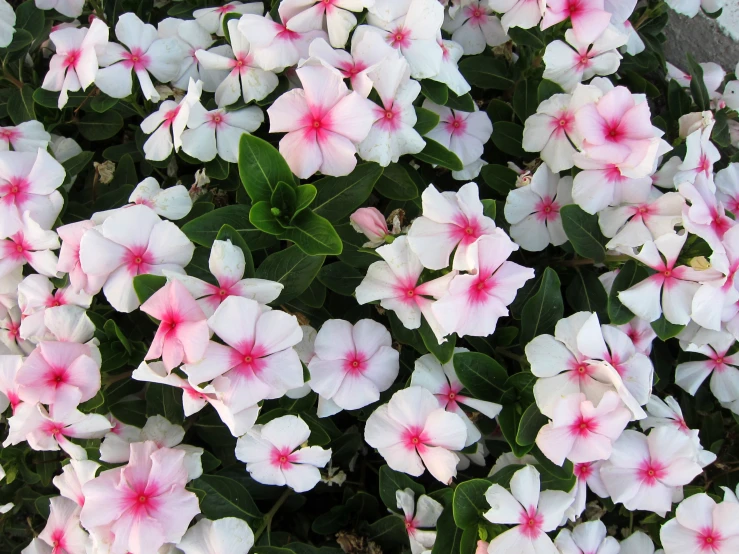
[689,256,711,270]
[350,207,390,248]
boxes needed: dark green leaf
[109,399,147,427]
[271,180,297,215]
[295,184,317,215]
[146,383,184,425]
[415,138,464,171]
[90,94,119,113]
[420,79,449,104]
[498,404,533,457]
[414,106,441,135]
[132,274,167,303]
[446,91,476,112]
[686,53,710,111]
[512,79,538,123]
[480,164,518,195]
[491,121,526,157]
[8,85,35,124]
[566,269,608,321]
[507,26,546,49]
[255,245,325,303]
[367,515,408,549]
[62,151,94,183]
[538,80,565,104]
[453,479,492,529]
[453,352,508,402]
[651,315,684,340]
[459,56,513,90]
[189,475,262,525]
[250,201,286,234]
[668,78,692,121]
[16,1,45,37]
[317,262,364,296]
[379,465,424,511]
[560,205,607,262]
[312,506,350,534]
[78,111,124,141]
[516,403,548,446]
[311,163,383,222]
[608,261,648,324]
[238,133,294,203]
[374,163,419,200]
[520,267,562,346]
[486,99,514,123]
[279,209,343,256]
[431,506,463,554]
[418,319,455,363]
[182,204,275,249]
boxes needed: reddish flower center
[388,27,411,48]
[122,47,150,71]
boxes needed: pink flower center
[388,26,411,49]
[337,60,367,79]
[48,367,69,388]
[271,447,296,468]
[230,342,268,378]
[637,459,667,486]
[698,154,712,175]
[697,528,723,552]
[2,233,31,262]
[535,196,560,222]
[451,214,482,244]
[569,361,593,380]
[216,4,234,13]
[550,110,574,135]
[1,176,30,208]
[577,53,592,69]
[438,382,463,409]
[122,47,150,71]
[574,462,593,479]
[402,426,429,452]
[63,49,81,69]
[570,415,598,437]
[603,121,625,142]
[231,53,252,74]
[0,127,19,142]
[444,114,467,136]
[464,4,487,23]
[276,24,299,42]
[208,110,227,128]
[344,353,367,375]
[124,247,153,276]
[374,103,402,132]
[162,105,181,129]
[517,507,543,539]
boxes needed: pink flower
[308,319,398,416]
[716,163,739,215]
[522,93,583,172]
[0,212,60,279]
[441,1,508,55]
[679,174,736,253]
[235,415,331,492]
[140,280,209,372]
[267,65,375,178]
[676,331,739,405]
[279,0,367,48]
[600,427,703,516]
[396,488,443,554]
[661,493,739,554]
[0,149,65,239]
[95,13,186,102]
[193,1,264,36]
[675,124,721,185]
[541,0,612,46]
[156,18,222,92]
[42,18,109,108]
[56,220,106,295]
[410,350,502,445]
[432,231,535,338]
[616,317,657,355]
[0,121,50,153]
[165,239,283,318]
[183,296,303,412]
[599,191,685,249]
[554,519,620,554]
[536,391,631,465]
[182,104,264,163]
[53,459,101,507]
[16,341,100,415]
[81,441,201,554]
[350,207,390,247]
[423,100,493,170]
[128,178,193,221]
[141,79,202,161]
[0,354,22,414]
[483,465,573,553]
[38,496,89,554]
[355,236,455,342]
[78,204,194,313]
[364,386,467,484]
[408,183,497,271]
[568,460,608,521]
[1,307,32,355]
[572,156,654,215]
[488,0,546,31]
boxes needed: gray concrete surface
[664,10,739,71]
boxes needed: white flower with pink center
[679,174,736,254]
[41,18,109,109]
[195,20,279,107]
[407,182,496,271]
[432,231,535,338]
[308,318,399,416]
[488,0,546,31]
[184,296,304,413]
[194,1,265,36]
[536,391,631,465]
[56,220,107,296]
[80,441,201,554]
[3,403,111,460]
[357,58,425,166]
[0,354,22,414]
[505,163,573,252]
[555,519,620,554]
[16,340,101,416]
[0,149,65,239]
[676,331,739,405]
[675,124,722,185]
[396,488,443,554]
[124,177,193,221]
[165,239,283,318]
[235,415,331,492]
[53,459,100,508]
[541,0,612,46]
[572,156,656,215]
[177,517,255,554]
[141,78,202,162]
[716,163,739,215]
[354,236,455,343]
[35,0,84,17]
[483,465,573,553]
[78,204,194,313]
[442,0,508,55]
[364,386,467,484]
[95,13,186,102]
[0,266,20,321]
[280,0,368,48]
[543,27,626,93]
[0,307,33,355]
[0,213,60,280]
[661,493,739,554]
[410,349,502,445]
[422,100,493,173]
[38,496,88,554]
[618,231,718,325]
[567,460,608,521]
[267,64,376,178]
[430,38,472,98]
[182,104,264,163]
[600,427,703,516]
[0,121,50,153]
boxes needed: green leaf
[216,224,255,278]
[374,163,419,200]
[520,267,562,346]
[566,269,608,322]
[446,91,476,112]
[132,274,167,303]
[16,1,45,37]
[109,399,147,427]
[453,479,492,529]
[453,352,508,402]
[8,85,35,124]
[415,138,464,171]
[312,506,350,535]
[431,506,463,554]
[33,88,87,109]
[498,404,533,457]
[238,133,294,203]
[512,79,538,123]
[651,315,684,340]
[205,157,230,180]
[491,121,526,157]
[418,319,455,363]
[420,79,449,105]
[686,53,710,111]
[90,94,119,113]
[560,205,607,262]
[78,111,124,141]
[250,201,285,235]
[146,383,184,425]
[62,151,94,183]
[516,403,548,446]
[481,199,496,220]
[368,515,408,549]
[189,475,262,525]
[480,164,518,195]
[459,56,513,90]
[311,163,383,222]
[295,184,317,215]
[608,261,648,324]
[378,465,425,511]
[279,209,343,256]
[507,26,546,49]
[5,29,33,53]
[317,262,364,296]
[271,180,297,216]
[181,204,275,250]
[486,99,514,123]
[414,106,440,135]
[255,245,325,303]
[538,80,565,104]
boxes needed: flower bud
[350,207,389,248]
[475,540,490,554]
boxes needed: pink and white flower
[408,182,496,271]
[675,124,722,185]
[267,64,376,178]
[430,38,472,98]
[235,415,331,492]
[504,164,572,251]
[488,0,546,31]
[95,13,186,102]
[279,0,368,48]
[568,460,608,521]
[716,163,739,215]
[0,213,60,279]
[661,493,739,554]
[432,231,535,338]
[571,155,654,215]
[350,207,391,247]
[177,517,255,554]
[0,307,32,355]
[42,18,109,109]
[193,1,264,36]
[156,18,224,91]
[364,386,467,484]
[396,488,443,554]
[522,93,582,172]
[483,465,573,553]
[127,178,193,221]
[0,354,21,413]
[442,0,508,55]
[676,331,739,404]
[140,280,210,372]
[600,427,703,516]
[619,531,659,554]
[355,236,455,342]
[308,318,399,416]
[78,204,194,313]
[410,349,502,445]
[80,441,201,554]
[182,104,264,163]
[56,220,107,296]
[554,519,620,554]
[183,296,303,412]
[53,459,100,507]
[541,0,612,46]
[0,121,50,153]
[679,174,736,253]
[34,0,84,18]
[38,496,88,554]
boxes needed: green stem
[2,67,22,89]
[253,489,292,544]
